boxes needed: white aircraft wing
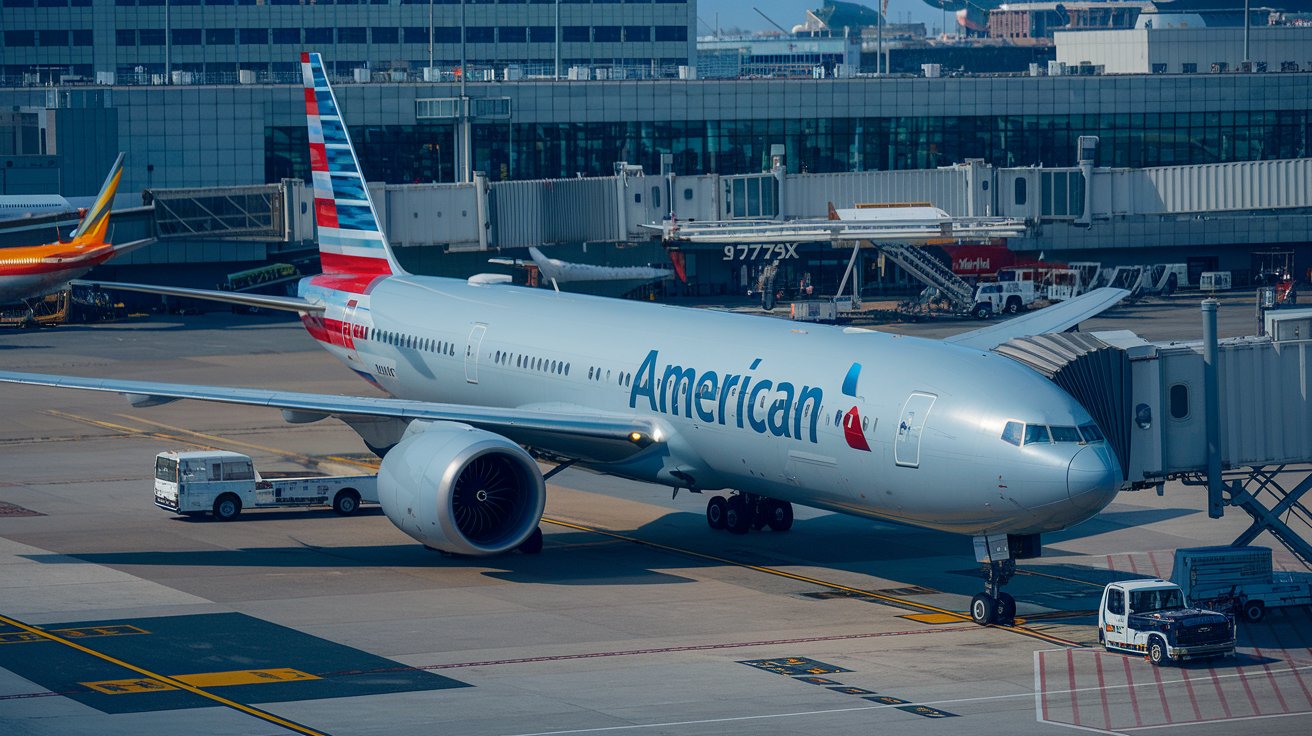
[72,279,325,314]
[943,287,1131,352]
[0,371,658,458]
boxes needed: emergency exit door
[894,392,936,468]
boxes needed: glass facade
[267,111,1312,185]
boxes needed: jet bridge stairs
[994,319,1312,569]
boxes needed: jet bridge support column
[1203,299,1223,518]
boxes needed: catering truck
[1098,579,1236,666]
[153,450,377,521]
[1171,546,1312,623]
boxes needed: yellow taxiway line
[0,612,330,736]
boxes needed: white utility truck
[970,281,1039,319]
[1098,579,1236,666]
[153,450,378,521]
[1171,546,1312,622]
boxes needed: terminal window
[239,29,268,45]
[372,27,400,44]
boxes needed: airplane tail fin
[827,201,839,221]
[301,52,404,286]
[70,152,125,245]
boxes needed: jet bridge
[994,307,1312,568]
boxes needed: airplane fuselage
[300,274,1120,538]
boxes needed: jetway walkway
[994,311,1312,568]
[145,181,310,243]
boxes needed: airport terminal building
[1,9,1311,297]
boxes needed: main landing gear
[968,533,1040,626]
[705,492,793,535]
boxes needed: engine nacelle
[377,421,545,555]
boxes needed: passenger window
[1023,424,1051,445]
[1050,426,1081,443]
[1001,421,1023,446]
[1107,589,1125,615]
[1169,383,1189,419]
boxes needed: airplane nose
[1067,445,1120,516]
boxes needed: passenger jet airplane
[0,54,1128,627]
[0,153,154,305]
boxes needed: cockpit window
[1001,421,1023,446]
[1050,426,1081,443]
[1079,423,1104,442]
[1023,424,1051,445]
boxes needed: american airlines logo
[629,350,823,444]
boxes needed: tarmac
[0,291,1309,735]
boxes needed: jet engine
[377,421,546,555]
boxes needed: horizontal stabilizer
[72,279,325,314]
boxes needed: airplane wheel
[995,592,1016,625]
[518,526,544,554]
[706,496,727,530]
[1148,636,1171,666]
[766,501,794,532]
[212,494,242,522]
[970,593,996,625]
[724,496,751,535]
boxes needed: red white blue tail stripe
[301,52,401,284]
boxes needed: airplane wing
[72,279,325,314]
[0,371,657,459]
[943,287,1131,352]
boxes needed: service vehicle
[1098,579,1235,666]
[1200,271,1232,292]
[970,280,1038,319]
[153,450,377,521]
[1171,546,1312,622]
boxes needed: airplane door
[340,299,359,364]
[894,392,936,468]
[464,323,487,384]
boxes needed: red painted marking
[1147,550,1164,579]
[1067,649,1082,726]
[1105,555,1115,572]
[1127,554,1140,575]
[1093,653,1113,730]
[1148,657,1173,723]
[1269,623,1312,706]
[308,142,327,172]
[322,317,354,349]
[300,51,310,64]
[314,198,339,229]
[300,313,329,343]
[303,87,319,117]
[1122,655,1144,727]
[1237,659,1263,715]
[842,407,871,451]
[1254,647,1292,713]
[1178,663,1203,721]
[1039,652,1050,722]
[1208,665,1234,719]
[319,252,391,275]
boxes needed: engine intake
[377,421,545,555]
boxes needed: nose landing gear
[705,492,793,534]
[969,533,1039,626]
[970,559,1017,626]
